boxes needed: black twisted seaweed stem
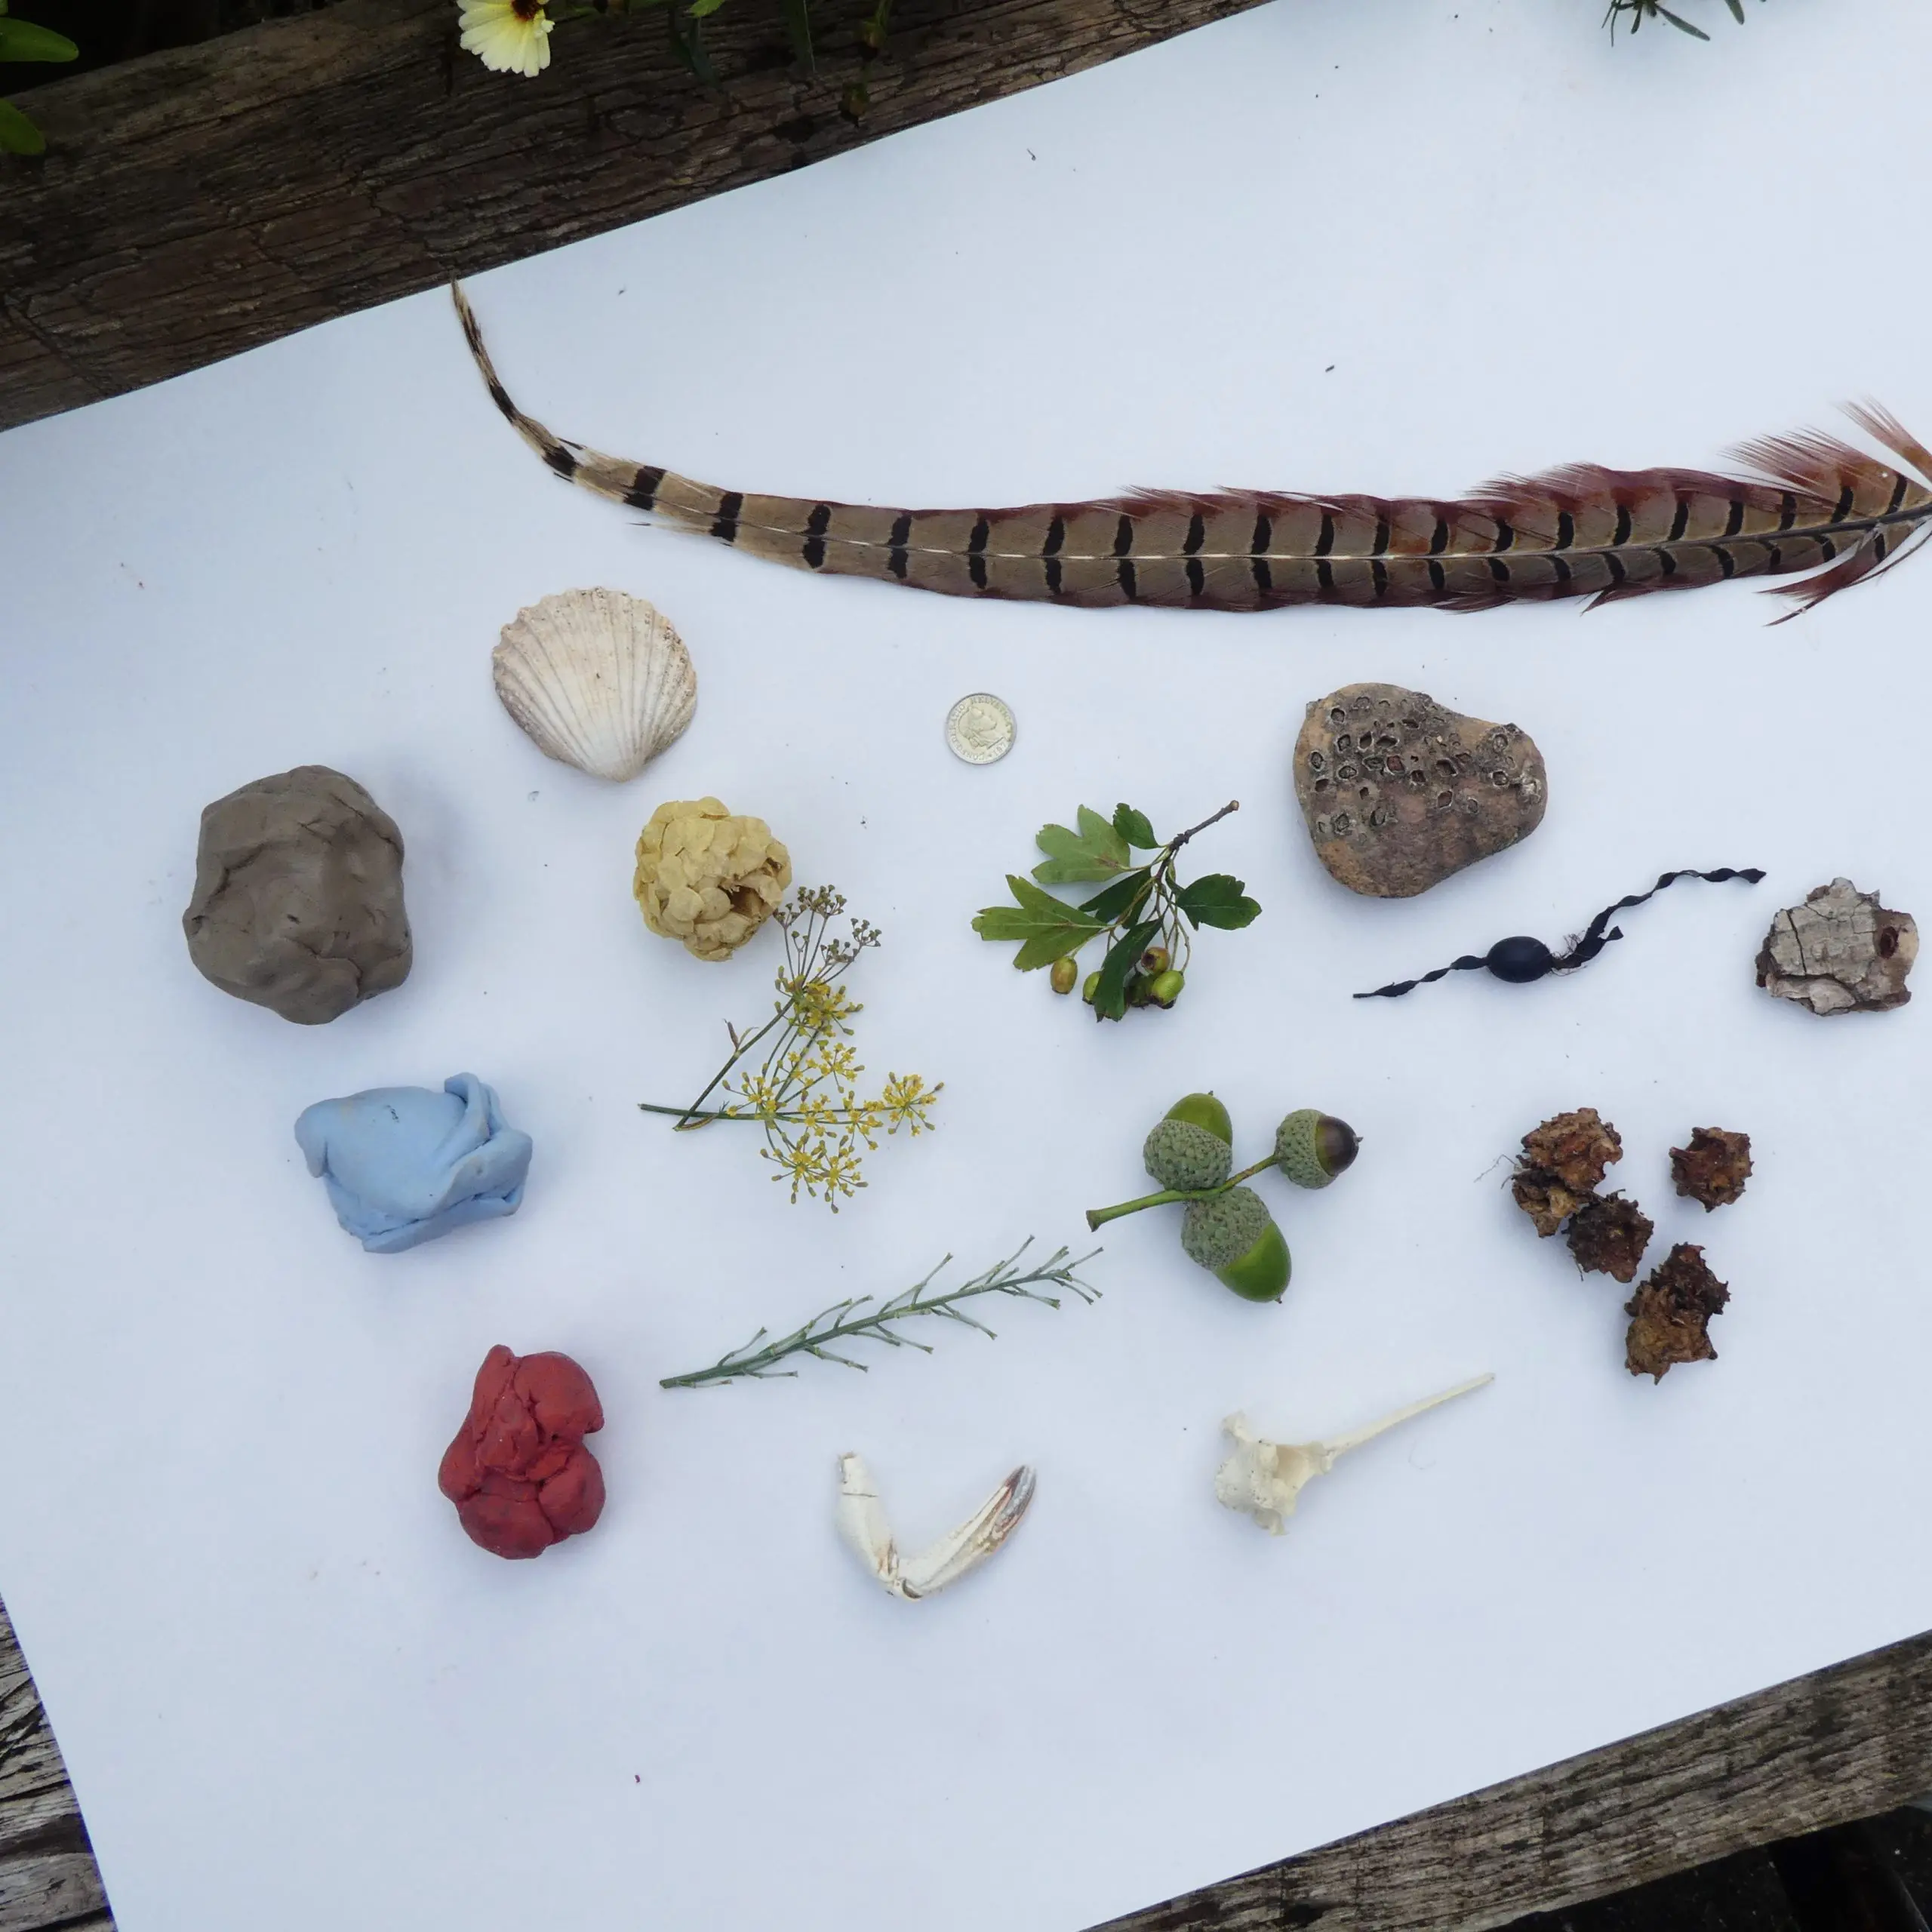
[1354,869,1767,1000]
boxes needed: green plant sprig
[973,799,1260,1022]
[660,1239,1101,1388]
[637,885,941,1211]
[1604,0,1757,40]
[0,0,80,158]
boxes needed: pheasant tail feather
[454,285,1932,621]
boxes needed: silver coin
[945,692,1017,765]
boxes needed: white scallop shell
[492,589,697,782]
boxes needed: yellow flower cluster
[632,798,792,962]
[638,885,939,1211]
[723,1030,941,1209]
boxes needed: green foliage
[974,799,1258,1023]
[1176,873,1262,931]
[1604,0,1757,39]
[0,0,78,161]
[661,1239,1101,1388]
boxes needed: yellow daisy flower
[458,0,552,76]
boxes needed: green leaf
[1177,873,1261,931]
[779,0,812,67]
[1032,804,1130,884]
[972,875,1103,971]
[1092,920,1160,1021]
[0,97,44,152]
[1112,804,1158,851]
[1077,866,1154,926]
[0,16,75,58]
[665,4,717,79]
[686,0,726,17]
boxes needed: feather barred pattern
[454,284,1932,620]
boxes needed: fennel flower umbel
[458,0,552,76]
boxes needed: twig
[661,1240,1101,1388]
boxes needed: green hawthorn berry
[1273,1109,1361,1189]
[1140,945,1171,977]
[1081,971,1100,1004]
[1149,968,1185,1008]
[1050,957,1078,995]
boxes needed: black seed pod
[1484,936,1555,984]
[1354,868,1767,1001]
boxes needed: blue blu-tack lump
[294,1073,533,1254]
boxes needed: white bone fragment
[1215,1374,1494,1535]
[835,1453,1035,1600]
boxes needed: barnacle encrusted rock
[1510,1109,1623,1237]
[1294,683,1547,898]
[1624,1244,1730,1382]
[1143,1119,1234,1193]
[1755,878,1917,1016]
[182,764,411,1024]
[1181,1186,1274,1271]
[632,796,792,961]
[1670,1128,1753,1212]
[1566,1193,1653,1284]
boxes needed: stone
[182,764,411,1024]
[1755,878,1917,1016]
[1293,683,1546,897]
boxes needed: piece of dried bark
[1566,1193,1654,1282]
[1511,1109,1623,1237]
[1671,1128,1753,1212]
[1624,1244,1730,1382]
[1756,878,1917,1017]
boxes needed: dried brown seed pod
[1511,1108,1623,1238]
[1566,1193,1654,1283]
[1670,1128,1753,1212]
[1624,1244,1730,1382]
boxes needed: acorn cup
[1181,1186,1291,1302]
[1143,1093,1234,1192]
[1273,1109,1360,1189]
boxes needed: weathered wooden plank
[1097,1628,1932,1932]
[0,1600,108,1932]
[0,0,1272,431]
[0,1853,108,1932]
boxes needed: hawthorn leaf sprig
[972,801,1260,1021]
[1604,0,1757,39]
[659,1240,1101,1388]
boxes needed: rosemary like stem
[660,1240,1101,1389]
[1084,1152,1277,1230]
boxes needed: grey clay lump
[182,765,413,1024]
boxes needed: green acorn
[1274,1109,1360,1189]
[1180,1186,1291,1301]
[1143,1092,1234,1191]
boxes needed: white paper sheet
[4,3,1930,1926]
